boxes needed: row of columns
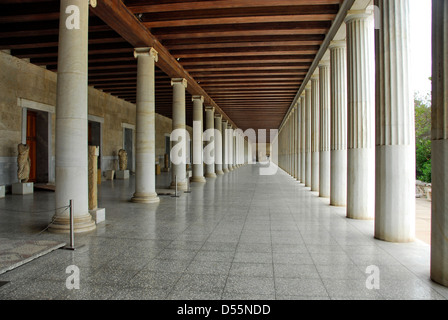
[278,0,448,287]
[49,0,249,232]
[279,1,414,239]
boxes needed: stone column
[50,0,95,233]
[345,10,375,220]
[300,94,306,184]
[329,40,348,207]
[170,78,189,190]
[305,84,312,187]
[222,119,229,173]
[431,0,448,287]
[293,107,297,178]
[298,107,301,177]
[191,95,206,183]
[311,73,320,192]
[131,48,160,203]
[374,0,415,242]
[214,114,224,175]
[319,60,331,198]
[205,106,217,178]
[228,124,234,171]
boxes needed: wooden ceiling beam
[125,0,341,13]
[90,0,238,128]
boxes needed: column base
[223,168,229,173]
[170,182,188,191]
[48,213,96,234]
[191,176,206,183]
[374,145,415,243]
[431,139,448,287]
[205,173,217,178]
[216,170,224,175]
[131,192,160,204]
[347,148,375,220]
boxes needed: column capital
[318,59,331,68]
[134,47,158,62]
[311,72,319,81]
[305,82,312,90]
[205,106,215,113]
[227,123,233,129]
[345,8,374,23]
[214,114,223,120]
[329,40,346,50]
[192,95,204,102]
[171,78,188,88]
[222,119,228,125]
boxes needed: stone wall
[0,51,190,187]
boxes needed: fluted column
[345,10,375,220]
[205,106,217,178]
[51,0,96,233]
[222,119,229,173]
[294,106,298,179]
[311,73,320,192]
[214,114,224,175]
[330,40,348,207]
[170,78,188,191]
[130,48,160,203]
[300,94,306,184]
[228,124,234,171]
[374,0,415,242]
[319,60,331,198]
[191,95,206,183]
[431,0,448,287]
[297,101,302,182]
[289,111,294,175]
[305,84,312,187]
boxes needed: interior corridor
[0,164,446,300]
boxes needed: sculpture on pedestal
[118,149,128,171]
[17,143,30,183]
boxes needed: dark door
[124,128,133,171]
[26,111,37,182]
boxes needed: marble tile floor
[0,165,447,300]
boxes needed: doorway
[123,127,133,172]
[88,121,101,169]
[25,110,49,183]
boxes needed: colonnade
[46,0,448,288]
[278,0,448,287]
[49,0,250,233]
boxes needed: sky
[409,0,432,96]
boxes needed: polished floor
[0,164,447,300]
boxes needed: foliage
[414,92,431,183]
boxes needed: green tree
[414,92,431,183]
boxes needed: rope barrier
[0,205,71,214]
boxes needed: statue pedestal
[12,182,33,195]
[0,185,5,198]
[89,208,106,224]
[105,170,115,180]
[116,170,129,180]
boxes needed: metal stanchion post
[184,176,191,194]
[172,175,180,198]
[63,200,76,251]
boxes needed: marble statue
[118,149,127,171]
[17,143,30,183]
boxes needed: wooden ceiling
[0,0,342,131]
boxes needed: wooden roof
[0,0,343,131]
